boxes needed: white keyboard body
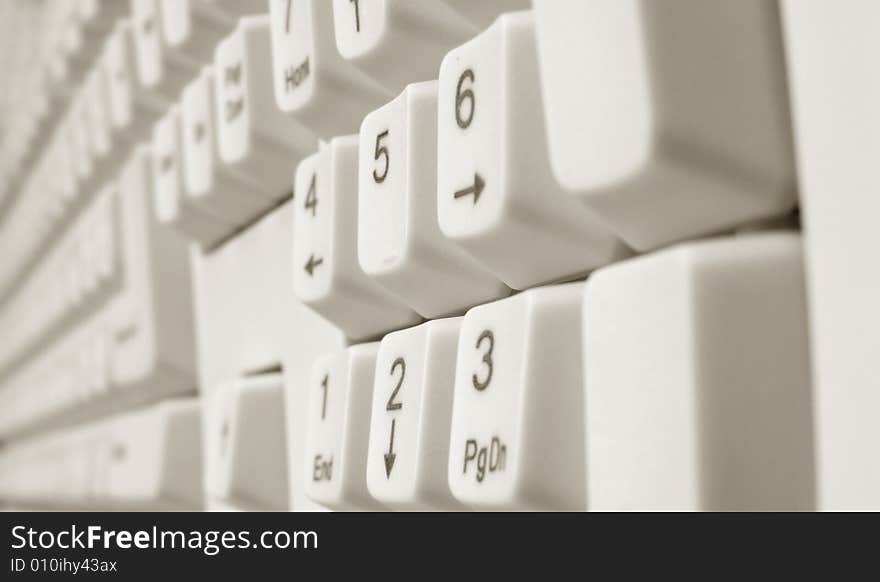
[0,0,875,512]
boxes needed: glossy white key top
[159,0,232,63]
[181,67,275,227]
[448,282,586,510]
[304,344,384,510]
[151,107,231,247]
[83,66,114,165]
[583,232,813,510]
[214,15,317,196]
[332,0,474,92]
[359,81,508,318]
[782,0,880,510]
[107,399,203,509]
[532,0,797,251]
[293,136,421,341]
[130,0,198,100]
[441,0,530,28]
[206,374,289,510]
[366,318,463,509]
[437,12,628,290]
[104,20,167,142]
[268,0,390,138]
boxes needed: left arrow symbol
[304,254,323,276]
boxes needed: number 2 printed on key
[387,357,405,411]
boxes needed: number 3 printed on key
[472,329,494,391]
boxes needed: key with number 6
[447,282,586,510]
[437,11,628,291]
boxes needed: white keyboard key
[104,20,167,141]
[441,0,530,28]
[159,0,233,63]
[437,11,628,290]
[130,0,198,100]
[304,344,383,510]
[448,283,586,510]
[782,0,880,510]
[268,0,390,138]
[78,0,128,35]
[366,318,463,509]
[107,399,203,509]
[151,107,232,246]
[203,0,266,19]
[214,15,317,196]
[83,66,114,164]
[293,136,421,341]
[332,0,474,92]
[359,81,508,318]
[532,0,797,251]
[205,374,289,510]
[181,67,275,227]
[583,233,813,510]
[66,97,95,185]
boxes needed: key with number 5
[358,81,508,318]
[437,12,629,291]
[447,282,587,510]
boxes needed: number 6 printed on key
[472,329,494,391]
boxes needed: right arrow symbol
[453,173,485,204]
[304,254,323,276]
[384,418,397,478]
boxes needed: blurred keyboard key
[583,233,813,510]
[532,0,797,251]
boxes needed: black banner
[0,511,873,578]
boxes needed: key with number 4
[304,344,384,510]
[293,136,421,341]
[359,81,508,318]
[448,282,587,510]
[437,11,628,290]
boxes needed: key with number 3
[447,282,587,510]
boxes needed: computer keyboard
[0,0,876,512]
